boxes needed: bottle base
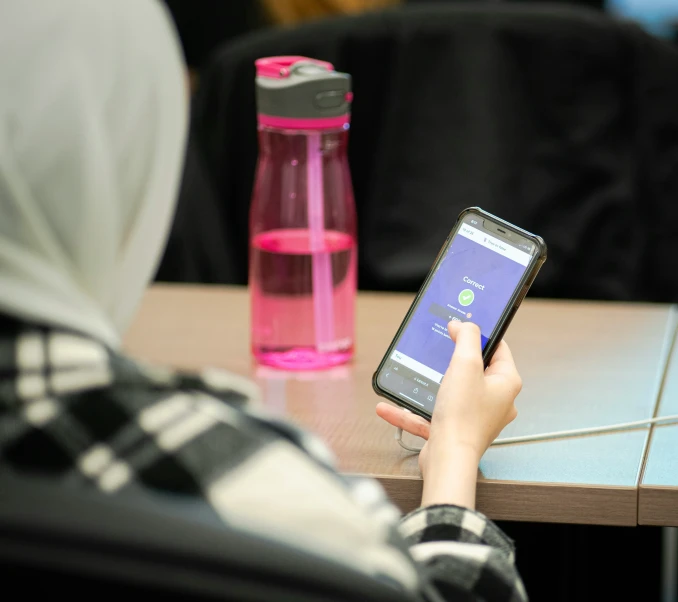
[254,347,352,371]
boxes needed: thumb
[446,320,484,375]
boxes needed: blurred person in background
[166,0,678,88]
[259,0,401,25]
[168,0,667,93]
[0,0,529,600]
[164,0,401,90]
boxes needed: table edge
[373,476,638,526]
[638,485,678,526]
[637,306,678,526]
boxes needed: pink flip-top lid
[255,56,352,130]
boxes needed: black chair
[0,474,418,602]
[158,3,678,301]
[155,130,238,285]
[162,0,266,70]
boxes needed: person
[162,0,402,92]
[0,0,526,600]
[259,0,402,26]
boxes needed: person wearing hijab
[0,1,526,600]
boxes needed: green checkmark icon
[458,289,475,306]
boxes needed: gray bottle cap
[255,58,352,120]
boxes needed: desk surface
[125,285,676,526]
[640,325,678,526]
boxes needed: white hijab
[0,0,188,348]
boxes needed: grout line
[636,305,678,523]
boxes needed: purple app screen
[393,223,529,378]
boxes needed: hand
[376,321,522,507]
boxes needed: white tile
[398,510,428,539]
[48,334,107,366]
[138,393,192,433]
[99,461,132,492]
[50,366,112,394]
[23,399,58,425]
[461,511,487,537]
[78,444,113,476]
[156,410,216,451]
[410,540,491,564]
[17,374,47,399]
[16,332,44,370]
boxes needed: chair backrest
[166,3,678,302]
[0,474,418,602]
[155,129,238,284]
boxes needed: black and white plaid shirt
[0,317,526,601]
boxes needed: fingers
[447,320,483,373]
[485,339,515,374]
[485,340,522,392]
[376,402,431,440]
[489,338,514,366]
[446,322,522,396]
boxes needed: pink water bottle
[249,56,357,370]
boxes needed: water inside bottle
[250,228,356,370]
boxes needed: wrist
[425,438,483,472]
[420,442,480,509]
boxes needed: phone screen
[376,214,538,414]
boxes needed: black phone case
[372,206,547,421]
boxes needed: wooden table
[125,285,676,526]
[639,321,678,526]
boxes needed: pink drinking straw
[307,132,335,352]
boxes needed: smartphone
[372,207,547,420]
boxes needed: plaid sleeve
[399,505,527,602]
[0,327,527,601]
